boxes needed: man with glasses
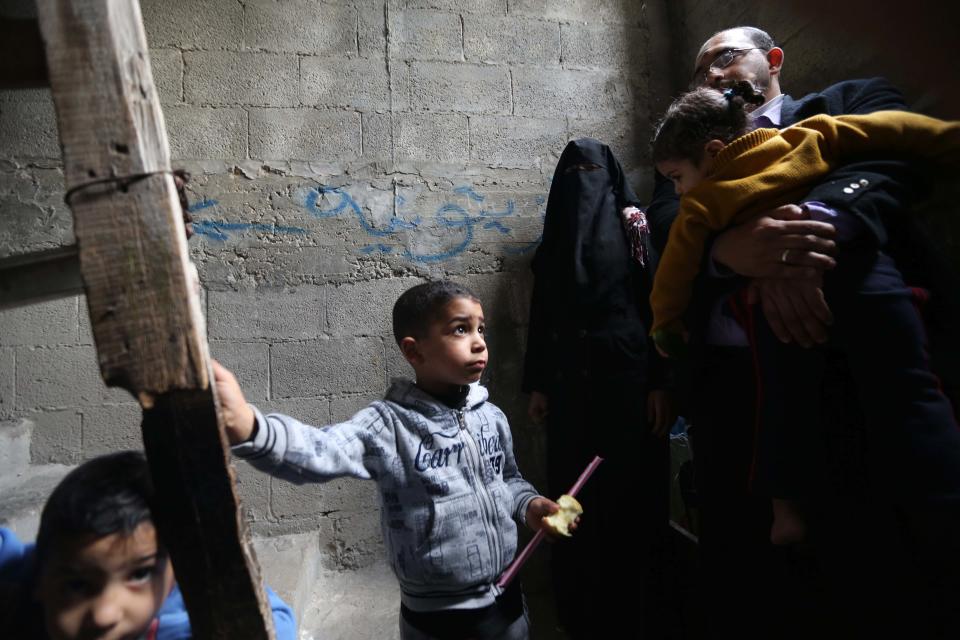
[647,25,959,638]
[691,46,768,90]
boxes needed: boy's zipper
[457,409,502,572]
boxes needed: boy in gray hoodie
[216,280,566,640]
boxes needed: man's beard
[750,65,771,97]
[736,66,770,113]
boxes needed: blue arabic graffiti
[304,186,420,236]
[303,185,542,263]
[192,220,307,242]
[189,199,307,242]
[189,187,544,262]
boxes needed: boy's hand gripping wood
[36,2,275,638]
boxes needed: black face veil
[532,138,643,314]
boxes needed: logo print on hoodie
[415,431,466,472]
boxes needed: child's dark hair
[392,280,480,344]
[34,450,155,572]
[652,80,766,165]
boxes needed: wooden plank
[142,390,276,640]
[36,0,206,400]
[0,19,49,89]
[35,2,276,638]
[0,246,83,310]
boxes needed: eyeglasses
[690,47,763,89]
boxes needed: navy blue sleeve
[801,78,918,248]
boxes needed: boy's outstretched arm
[212,360,255,444]
[213,360,393,484]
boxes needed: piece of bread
[543,494,583,537]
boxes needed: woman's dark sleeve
[521,271,555,394]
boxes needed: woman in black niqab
[522,138,674,639]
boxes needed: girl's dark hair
[34,450,155,573]
[652,80,766,165]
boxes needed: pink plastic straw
[567,455,603,496]
[496,455,603,589]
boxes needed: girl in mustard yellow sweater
[651,82,960,544]
[650,85,960,352]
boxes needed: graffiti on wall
[190,185,545,263]
[304,185,543,262]
[188,198,307,241]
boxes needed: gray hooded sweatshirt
[233,379,540,612]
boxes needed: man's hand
[527,391,549,425]
[212,360,256,444]
[748,276,833,347]
[647,389,676,438]
[712,204,837,278]
[526,497,579,540]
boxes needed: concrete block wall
[3,0,957,635]
[0,0,671,582]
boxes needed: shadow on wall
[787,0,960,118]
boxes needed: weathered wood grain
[38,0,207,399]
[142,388,275,640]
[35,2,275,637]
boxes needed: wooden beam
[0,19,49,89]
[0,245,83,310]
[142,390,277,640]
[36,0,206,399]
[35,2,275,638]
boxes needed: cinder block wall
[4,0,957,620]
[0,0,674,572]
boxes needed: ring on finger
[780,248,790,264]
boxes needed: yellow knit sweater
[650,110,960,351]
